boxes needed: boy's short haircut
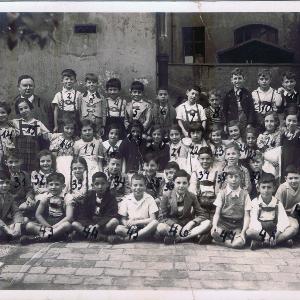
[131,173,146,185]
[92,171,108,182]
[46,172,65,184]
[157,87,168,93]
[131,81,144,92]
[128,120,144,134]
[0,102,11,115]
[250,150,263,162]
[187,85,201,94]
[85,73,98,83]
[257,68,271,79]
[282,71,296,81]
[165,161,180,171]
[224,165,242,178]
[188,122,204,134]
[17,75,34,86]
[231,68,245,78]
[0,170,11,181]
[106,78,121,91]
[5,149,21,161]
[245,126,258,138]
[258,173,276,186]
[227,120,240,128]
[107,123,120,134]
[62,116,76,127]
[169,124,183,135]
[144,152,159,165]
[15,98,33,115]
[285,105,298,118]
[211,123,223,133]
[285,165,300,176]
[61,69,76,79]
[80,119,96,132]
[208,88,222,99]
[199,146,213,157]
[149,124,164,137]
[108,151,122,161]
[174,169,190,182]
[225,142,240,153]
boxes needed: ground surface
[0,240,300,291]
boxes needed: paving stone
[209,256,261,265]
[268,251,294,258]
[75,268,104,276]
[112,276,145,288]
[146,262,173,269]
[243,251,271,258]
[144,278,175,287]
[47,267,77,275]
[231,280,259,290]
[101,248,124,255]
[0,272,24,282]
[201,279,234,289]
[287,282,300,290]
[1,264,30,273]
[109,254,134,261]
[189,279,205,289]
[257,280,291,290]
[285,258,300,266]
[242,272,270,281]
[66,242,90,248]
[185,256,210,263]
[261,258,288,266]
[53,275,83,285]
[57,253,84,260]
[160,270,189,279]
[175,262,189,270]
[270,272,300,282]
[47,248,73,254]
[104,268,131,277]
[95,261,122,268]
[136,255,185,262]
[84,276,113,286]
[278,265,299,273]
[83,254,109,261]
[121,261,147,269]
[38,259,95,268]
[23,274,54,284]
[251,264,280,273]
[19,252,41,259]
[189,271,243,281]
[89,244,112,249]
[132,269,160,277]
[28,267,47,274]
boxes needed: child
[220,143,251,193]
[73,119,104,185]
[223,68,256,134]
[247,173,294,249]
[13,75,53,130]
[176,85,207,137]
[102,123,123,168]
[105,78,127,138]
[5,150,34,213]
[142,153,165,205]
[71,172,119,242]
[211,166,251,249]
[12,98,49,172]
[257,112,281,153]
[151,88,176,133]
[205,89,224,132]
[0,170,24,242]
[52,69,81,133]
[185,122,209,174]
[45,117,77,182]
[275,165,300,245]
[281,106,300,181]
[118,120,146,174]
[252,69,282,130]
[142,125,170,171]
[0,102,17,164]
[226,120,247,160]
[277,71,299,113]
[104,152,130,202]
[168,124,189,164]
[115,173,159,242]
[64,156,89,205]
[157,169,211,244]
[125,81,152,134]
[79,73,106,136]
[244,126,258,162]
[163,161,180,196]
[209,124,226,167]
[20,172,73,244]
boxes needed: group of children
[1,67,300,250]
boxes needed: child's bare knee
[157,223,168,234]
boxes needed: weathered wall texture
[168,64,300,104]
[168,13,300,63]
[0,13,157,105]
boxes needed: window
[234,24,278,45]
[182,27,205,64]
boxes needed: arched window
[234,24,278,45]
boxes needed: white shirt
[176,101,206,123]
[52,88,81,111]
[252,87,282,113]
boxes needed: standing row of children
[0,67,299,250]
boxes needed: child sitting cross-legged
[156,169,211,245]
[70,172,120,243]
[114,173,159,242]
[20,172,73,244]
[211,166,251,249]
[247,173,295,250]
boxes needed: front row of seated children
[1,159,299,250]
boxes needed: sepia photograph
[0,4,299,298]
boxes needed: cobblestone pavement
[0,240,300,291]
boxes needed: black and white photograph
[0,4,300,298]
